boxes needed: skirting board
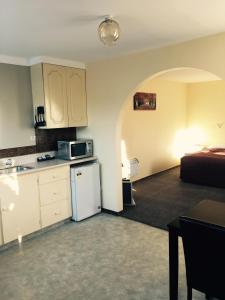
[133,165,180,183]
[102,208,123,216]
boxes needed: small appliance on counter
[70,162,101,221]
[37,154,55,162]
[57,140,93,160]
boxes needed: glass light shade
[98,18,120,46]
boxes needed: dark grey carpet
[121,167,225,230]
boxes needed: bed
[180,149,225,188]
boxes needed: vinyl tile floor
[0,213,205,300]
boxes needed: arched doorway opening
[118,67,223,227]
[78,35,225,214]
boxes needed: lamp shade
[98,18,120,46]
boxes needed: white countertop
[0,156,98,178]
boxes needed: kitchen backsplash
[0,128,77,159]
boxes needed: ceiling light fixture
[98,16,120,46]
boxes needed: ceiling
[157,68,221,83]
[1,0,225,63]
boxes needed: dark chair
[180,216,225,300]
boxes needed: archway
[117,67,222,210]
[78,33,225,213]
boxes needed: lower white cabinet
[39,179,69,206]
[38,165,72,228]
[41,200,71,228]
[0,173,41,243]
[0,165,72,245]
[0,215,3,246]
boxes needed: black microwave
[57,140,93,160]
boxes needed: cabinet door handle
[2,207,8,212]
[54,211,60,216]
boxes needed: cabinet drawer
[39,166,69,184]
[41,200,72,228]
[39,179,70,206]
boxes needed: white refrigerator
[70,162,101,221]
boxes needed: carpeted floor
[121,167,225,230]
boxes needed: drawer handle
[54,211,61,216]
[53,192,58,195]
[2,206,8,212]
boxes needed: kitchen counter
[0,156,97,178]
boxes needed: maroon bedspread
[180,151,225,188]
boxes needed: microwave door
[71,143,87,158]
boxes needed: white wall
[0,64,35,149]
[77,32,225,212]
[187,80,225,146]
[121,78,187,180]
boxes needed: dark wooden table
[167,199,225,300]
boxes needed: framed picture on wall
[133,92,156,110]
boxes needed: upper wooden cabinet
[43,64,68,128]
[31,63,88,128]
[67,67,87,127]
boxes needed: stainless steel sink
[0,165,34,174]
[14,166,33,172]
